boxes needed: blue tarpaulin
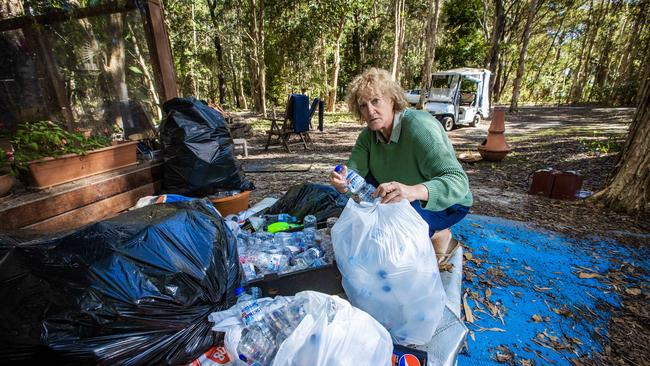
[452,214,649,365]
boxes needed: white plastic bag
[332,199,447,345]
[209,292,392,366]
[272,291,392,366]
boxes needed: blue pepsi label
[392,344,427,366]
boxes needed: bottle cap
[334,164,343,173]
[234,287,245,297]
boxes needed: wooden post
[141,0,178,103]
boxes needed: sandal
[436,237,460,267]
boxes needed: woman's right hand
[330,165,348,194]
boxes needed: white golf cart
[423,68,491,131]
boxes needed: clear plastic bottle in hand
[334,165,376,203]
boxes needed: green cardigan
[347,108,473,212]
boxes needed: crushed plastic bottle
[237,298,307,366]
[236,287,264,326]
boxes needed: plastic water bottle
[237,324,275,365]
[334,165,376,203]
[236,287,264,326]
[292,247,324,269]
[249,286,262,299]
[264,213,297,223]
[237,298,307,365]
[255,253,289,274]
[302,214,317,247]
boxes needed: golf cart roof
[431,68,491,77]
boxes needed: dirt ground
[238,106,648,239]
[235,105,649,365]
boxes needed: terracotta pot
[0,174,15,197]
[209,191,251,217]
[477,107,511,162]
[26,141,138,189]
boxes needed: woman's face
[357,93,395,132]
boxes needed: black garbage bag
[265,183,348,224]
[160,97,255,197]
[0,199,240,365]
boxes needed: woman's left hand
[374,181,423,204]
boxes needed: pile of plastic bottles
[234,214,334,281]
[235,288,308,365]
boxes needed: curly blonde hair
[345,68,409,120]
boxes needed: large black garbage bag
[0,199,240,365]
[160,97,255,197]
[265,183,348,223]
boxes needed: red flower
[61,138,67,145]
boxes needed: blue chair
[265,94,319,152]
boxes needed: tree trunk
[127,23,162,121]
[590,61,650,215]
[207,0,228,105]
[486,0,505,102]
[321,37,329,102]
[248,0,266,115]
[417,0,443,108]
[352,12,362,76]
[611,1,647,104]
[391,0,405,80]
[530,8,568,99]
[589,0,622,102]
[190,3,199,98]
[573,0,606,103]
[568,0,593,104]
[509,0,539,112]
[228,51,241,109]
[327,14,346,113]
[105,13,131,132]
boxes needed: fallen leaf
[578,272,602,279]
[533,286,553,292]
[486,287,492,299]
[463,293,475,323]
[464,252,474,260]
[532,314,543,322]
[439,262,454,272]
[496,352,512,362]
[519,359,534,366]
[469,330,475,341]
[476,326,506,332]
[625,287,641,296]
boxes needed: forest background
[160,0,649,114]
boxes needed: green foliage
[10,121,113,175]
[0,148,10,174]
[436,0,488,70]
[579,135,624,155]
[159,0,647,109]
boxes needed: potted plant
[11,121,139,188]
[0,147,15,197]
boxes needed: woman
[329,68,472,263]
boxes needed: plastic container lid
[234,286,246,297]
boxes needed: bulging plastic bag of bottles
[209,291,392,366]
[332,199,447,346]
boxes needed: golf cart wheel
[440,116,455,131]
[469,114,480,127]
